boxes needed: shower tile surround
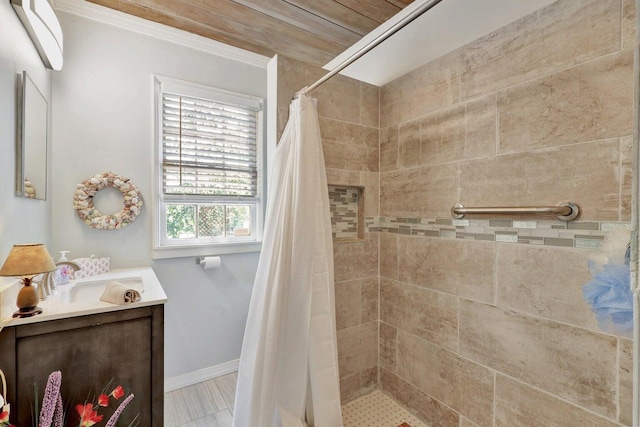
[329,185,363,240]
[376,0,635,425]
[366,216,630,249]
[276,0,635,425]
[278,54,381,403]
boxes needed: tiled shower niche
[328,185,364,241]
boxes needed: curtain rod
[294,0,445,99]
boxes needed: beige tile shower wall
[276,56,380,403]
[379,0,635,426]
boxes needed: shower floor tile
[342,390,429,427]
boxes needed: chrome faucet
[37,261,81,300]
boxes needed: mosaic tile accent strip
[365,216,631,249]
[342,390,428,427]
[329,185,361,240]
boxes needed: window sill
[152,241,262,259]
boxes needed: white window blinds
[162,92,259,197]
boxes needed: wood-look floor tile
[186,409,233,427]
[165,388,192,426]
[203,378,230,411]
[215,372,239,414]
[164,393,178,426]
[166,371,444,426]
[212,409,234,427]
[180,379,228,420]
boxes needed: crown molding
[54,0,271,69]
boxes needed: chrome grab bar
[451,202,580,221]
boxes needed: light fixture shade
[0,243,56,277]
[11,0,64,71]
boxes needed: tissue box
[72,256,110,279]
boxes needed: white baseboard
[165,359,239,392]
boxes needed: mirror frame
[15,70,48,201]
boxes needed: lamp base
[15,278,42,318]
[13,306,43,318]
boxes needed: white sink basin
[67,276,144,303]
[1,267,166,325]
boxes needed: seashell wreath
[73,172,143,230]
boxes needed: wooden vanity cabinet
[0,305,163,426]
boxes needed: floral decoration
[97,395,108,408]
[73,172,144,230]
[39,371,63,427]
[0,407,14,427]
[0,384,14,427]
[74,382,135,427]
[76,403,102,427]
[5,371,139,427]
[105,394,135,427]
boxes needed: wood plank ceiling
[85,0,414,67]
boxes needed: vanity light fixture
[11,0,64,70]
[0,243,57,318]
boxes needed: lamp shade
[0,243,56,277]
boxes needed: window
[154,76,263,257]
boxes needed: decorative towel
[73,256,110,279]
[100,281,141,304]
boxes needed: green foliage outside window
[166,205,195,239]
[166,204,251,239]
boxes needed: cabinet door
[15,316,152,426]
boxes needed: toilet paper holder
[195,256,222,269]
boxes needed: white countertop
[0,267,167,327]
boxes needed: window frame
[152,75,264,259]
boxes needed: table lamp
[0,243,56,317]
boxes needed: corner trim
[53,0,271,69]
[164,359,239,393]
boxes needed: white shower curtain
[232,95,343,427]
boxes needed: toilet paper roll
[200,256,221,270]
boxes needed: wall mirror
[16,71,48,200]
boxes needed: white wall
[0,2,52,263]
[51,12,268,380]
